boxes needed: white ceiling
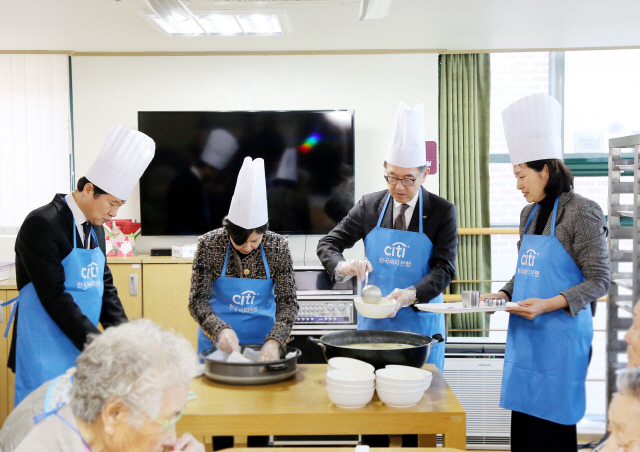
[2,0,640,53]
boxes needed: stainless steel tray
[200,345,302,385]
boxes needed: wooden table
[178,364,466,450]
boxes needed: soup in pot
[341,343,413,350]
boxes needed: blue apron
[500,198,591,425]
[197,243,276,355]
[361,190,446,372]
[10,220,104,406]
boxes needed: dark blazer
[317,187,458,303]
[8,194,127,371]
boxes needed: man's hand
[336,259,373,281]
[387,288,417,318]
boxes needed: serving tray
[416,301,518,314]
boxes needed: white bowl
[376,367,426,382]
[326,368,375,384]
[326,387,374,408]
[328,357,375,373]
[354,297,396,319]
[376,388,424,408]
[375,381,425,393]
[386,365,433,379]
[326,381,375,393]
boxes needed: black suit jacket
[317,187,458,303]
[8,194,127,371]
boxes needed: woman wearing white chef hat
[7,125,155,407]
[482,93,610,451]
[189,156,299,365]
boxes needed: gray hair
[616,367,640,399]
[69,319,198,426]
[383,161,428,175]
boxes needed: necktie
[82,221,92,249]
[394,203,409,230]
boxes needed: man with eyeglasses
[317,101,458,375]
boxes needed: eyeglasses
[152,407,185,434]
[384,175,418,186]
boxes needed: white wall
[71,54,440,257]
[0,53,439,263]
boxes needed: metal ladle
[361,258,382,304]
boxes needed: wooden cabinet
[1,285,18,427]
[108,260,143,320]
[141,257,199,351]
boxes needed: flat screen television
[138,110,355,236]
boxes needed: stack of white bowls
[327,357,375,373]
[385,365,433,391]
[375,367,427,408]
[325,361,375,408]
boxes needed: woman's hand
[216,328,241,354]
[169,433,205,451]
[506,295,568,320]
[258,339,281,362]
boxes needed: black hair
[222,216,268,246]
[76,177,108,198]
[523,159,574,197]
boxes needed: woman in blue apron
[189,157,299,451]
[484,94,610,451]
[189,157,298,362]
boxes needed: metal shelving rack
[606,134,639,404]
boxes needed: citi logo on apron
[81,262,100,279]
[520,249,539,266]
[384,242,409,258]
[232,290,258,306]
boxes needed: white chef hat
[85,125,155,201]
[385,101,427,168]
[275,147,298,182]
[201,128,239,170]
[502,93,563,166]
[227,157,269,229]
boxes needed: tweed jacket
[189,229,298,346]
[317,187,458,303]
[500,191,610,317]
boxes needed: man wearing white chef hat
[317,101,458,374]
[189,156,298,372]
[482,93,610,451]
[8,125,155,407]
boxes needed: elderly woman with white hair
[595,367,640,452]
[13,319,203,452]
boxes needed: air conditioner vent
[443,352,511,449]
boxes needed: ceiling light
[236,14,283,35]
[195,14,243,35]
[146,0,192,23]
[358,0,393,21]
[145,14,206,35]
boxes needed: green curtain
[439,54,492,338]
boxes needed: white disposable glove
[258,339,281,362]
[336,259,373,281]
[216,328,241,354]
[387,288,417,318]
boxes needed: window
[0,54,72,234]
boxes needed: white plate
[416,301,518,314]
